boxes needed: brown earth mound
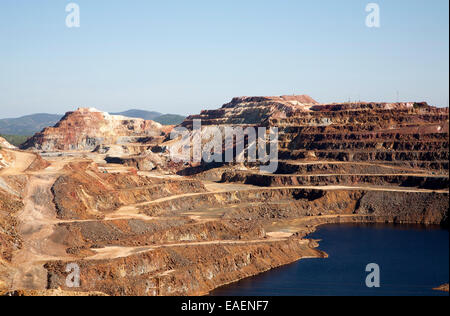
[52,162,207,220]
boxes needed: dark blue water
[211,223,449,296]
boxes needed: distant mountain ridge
[0,113,63,136]
[113,110,185,125]
[0,110,186,136]
[110,109,162,121]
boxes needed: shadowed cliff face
[21,108,169,152]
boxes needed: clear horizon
[1,0,449,118]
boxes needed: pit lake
[210,223,449,296]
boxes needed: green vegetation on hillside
[154,114,186,125]
[0,113,62,136]
[111,110,162,121]
[112,111,185,125]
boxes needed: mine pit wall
[355,191,448,226]
[139,188,362,218]
[279,149,449,163]
[39,164,449,295]
[44,238,324,296]
[53,219,266,252]
[51,169,207,220]
[220,172,450,190]
[40,188,448,296]
[289,215,449,239]
[139,188,448,226]
[42,188,448,296]
[275,161,449,176]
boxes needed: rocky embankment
[0,139,16,170]
[0,150,46,291]
[0,150,12,170]
[221,171,449,190]
[0,137,16,150]
[44,238,323,296]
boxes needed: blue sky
[0,0,448,117]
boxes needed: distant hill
[111,109,162,121]
[153,114,186,125]
[112,110,185,125]
[0,113,63,136]
[0,110,185,138]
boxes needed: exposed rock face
[51,162,207,221]
[182,95,318,127]
[221,171,449,190]
[106,152,168,172]
[44,238,323,296]
[0,137,16,150]
[274,102,449,167]
[177,97,449,180]
[0,150,12,169]
[21,108,167,152]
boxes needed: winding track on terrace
[3,149,448,291]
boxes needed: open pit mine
[0,97,448,296]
